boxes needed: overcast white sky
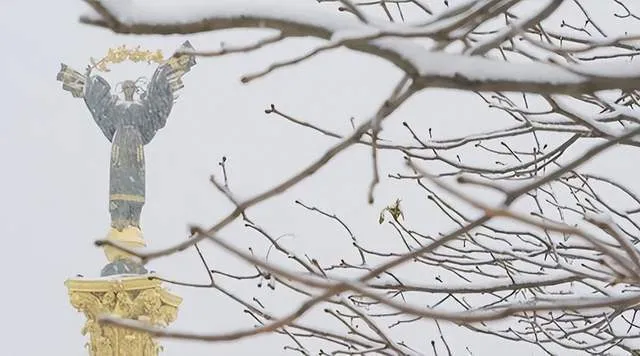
[2,1,639,355]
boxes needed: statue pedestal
[65,276,182,356]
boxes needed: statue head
[121,80,137,101]
[117,77,148,102]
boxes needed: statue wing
[164,41,197,96]
[56,63,86,98]
[139,41,197,143]
[57,63,118,141]
[84,75,119,142]
[141,65,174,140]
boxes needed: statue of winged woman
[56,41,196,273]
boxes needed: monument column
[57,43,197,355]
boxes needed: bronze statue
[57,42,197,275]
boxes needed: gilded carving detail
[66,277,181,356]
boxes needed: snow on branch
[81,0,640,95]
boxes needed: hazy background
[1,1,636,355]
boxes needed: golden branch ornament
[90,45,165,72]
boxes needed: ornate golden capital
[65,276,182,356]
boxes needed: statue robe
[83,64,177,230]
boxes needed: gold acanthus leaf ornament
[66,277,181,356]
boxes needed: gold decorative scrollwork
[66,277,181,356]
